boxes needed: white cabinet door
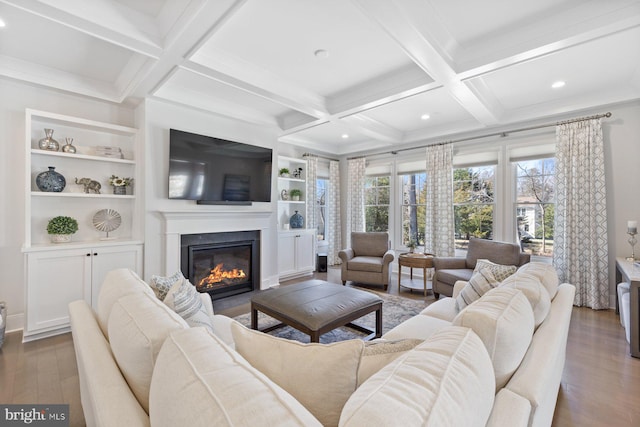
[295,231,316,272]
[278,233,297,277]
[90,244,143,308]
[26,248,91,337]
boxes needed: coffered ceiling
[1,0,639,155]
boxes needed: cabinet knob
[86,253,91,257]
[93,253,98,256]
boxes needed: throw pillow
[231,322,364,427]
[474,259,517,282]
[149,271,184,300]
[456,267,500,311]
[357,338,423,386]
[163,278,215,334]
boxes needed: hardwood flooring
[1,267,638,426]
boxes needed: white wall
[139,98,281,288]
[0,79,135,331]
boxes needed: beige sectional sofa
[69,263,574,427]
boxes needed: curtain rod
[347,111,612,160]
[302,152,339,162]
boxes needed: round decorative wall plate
[93,209,121,240]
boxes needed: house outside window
[515,157,555,257]
[400,173,426,247]
[453,166,495,249]
[316,178,327,241]
[365,175,390,232]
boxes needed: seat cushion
[150,328,321,427]
[347,256,383,273]
[340,326,495,427]
[452,287,534,390]
[231,322,364,427]
[436,268,474,285]
[108,292,188,413]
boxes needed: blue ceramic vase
[36,166,66,192]
[290,210,304,229]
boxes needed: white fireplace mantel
[160,209,274,288]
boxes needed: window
[316,178,327,241]
[365,175,390,232]
[453,166,495,249]
[515,158,555,257]
[400,173,426,246]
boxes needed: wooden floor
[1,267,638,427]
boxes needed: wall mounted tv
[168,129,273,205]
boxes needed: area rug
[233,292,430,344]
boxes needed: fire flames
[199,263,246,289]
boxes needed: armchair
[339,232,395,290]
[432,238,530,299]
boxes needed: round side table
[397,252,434,297]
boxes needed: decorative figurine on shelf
[280,189,289,201]
[292,167,303,179]
[47,215,78,244]
[109,175,133,195]
[38,128,59,151]
[75,177,102,194]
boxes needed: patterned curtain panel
[347,158,366,244]
[327,160,342,265]
[425,143,455,256]
[553,118,609,309]
[304,155,318,233]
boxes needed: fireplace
[181,230,260,300]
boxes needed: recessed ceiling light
[551,81,566,89]
[0,17,6,28]
[421,114,431,120]
[314,49,329,59]
[341,134,349,139]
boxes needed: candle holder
[626,231,637,261]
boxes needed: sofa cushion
[455,267,500,311]
[96,268,155,337]
[163,278,215,334]
[500,272,551,327]
[340,326,495,427]
[149,271,184,300]
[420,297,458,322]
[357,338,423,386]
[516,262,559,299]
[347,256,383,273]
[452,287,534,390]
[231,322,364,427]
[108,292,188,413]
[474,259,517,281]
[149,328,321,427]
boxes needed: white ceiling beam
[340,115,403,143]
[351,0,501,126]
[0,0,163,57]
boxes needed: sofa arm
[382,250,395,265]
[518,253,531,266]
[200,292,214,316]
[339,248,355,262]
[433,257,467,270]
[486,389,531,427]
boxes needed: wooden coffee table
[397,252,434,297]
[251,280,383,342]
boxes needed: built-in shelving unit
[22,109,143,341]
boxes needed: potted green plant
[289,189,302,201]
[47,215,78,243]
[406,239,417,253]
[279,168,290,178]
[109,175,133,195]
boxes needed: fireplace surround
[181,230,260,300]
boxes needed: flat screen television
[168,129,273,204]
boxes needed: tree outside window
[401,173,426,246]
[515,158,555,257]
[316,178,327,241]
[365,176,390,232]
[453,166,495,249]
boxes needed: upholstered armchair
[339,232,395,290]
[432,238,530,299]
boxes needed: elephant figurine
[75,177,101,194]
